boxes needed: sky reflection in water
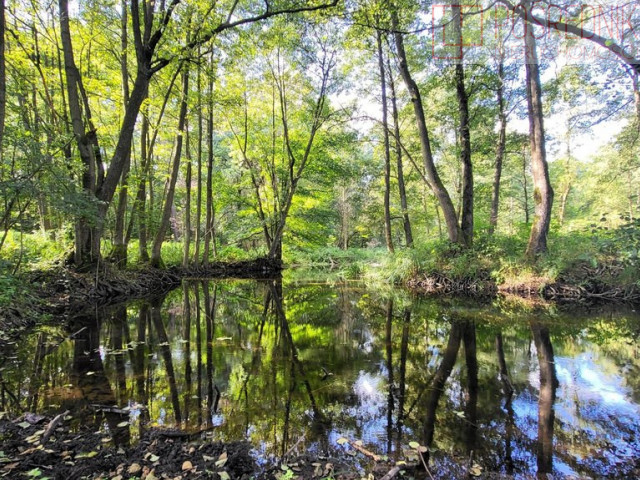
[1,279,639,478]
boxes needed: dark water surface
[2,278,639,478]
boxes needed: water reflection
[1,279,639,478]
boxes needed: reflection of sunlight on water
[359,329,374,354]
[353,371,385,418]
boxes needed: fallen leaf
[181,460,193,471]
[408,441,420,449]
[469,463,483,477]
[128,463,142,475]
[336,437,348,445]
[218,472,230,480]
[215,451,227,467]
[116,422,129,428]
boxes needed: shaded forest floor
[0,411,560,480]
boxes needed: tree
[522,4,553,257]
[390,6,463,245]
[57,0,339,267]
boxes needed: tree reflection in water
[1,280,638,477]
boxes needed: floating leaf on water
[469,463,483,476]
[408,441,420,449]
[336,437,348,445]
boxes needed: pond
[1,277,639,478]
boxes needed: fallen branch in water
[347,438,381,462]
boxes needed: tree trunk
[522,149,530,224]
[388,57,413,247]
[59,0,101,265]
[0,0,5,162]
[559,183,570,226]
[391,10,461,244]
[150,66,189,267]
[524,9,554,258]
[489,53,507,235]
[194,48,203,267]
[110,0,131,267]
[632,72,640,131]
[452,5,473,246]
[183,125,192,267]
[203,56,214,267]
[377,30,394,253]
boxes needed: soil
[0,413,417,480]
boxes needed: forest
[0,0,639,296]
[1,2,640,478]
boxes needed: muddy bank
[0,258,281,342]
[0,412,418,480]
[407,270,640,305]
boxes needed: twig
[282,434,305,459]
[41,410,70,444]
[347,438,381,462]
[417,450,434,480]
[379,465,402,480]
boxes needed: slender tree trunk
[377,31,394,253]
[59,0,101,265]
[521,149,530,224]
[559,183,570,226]
[194,48,203,267]
[137,112,150,262]
[150,66,189,267]
[0,0,5,163]
[111,0,131,267]
[183,125,192,267]
[489,53,507,235]
[203,56,214,267]
[633,73,640,129]
[391,10,461,244]
[453,5,473,246]
[523,7,554,258]
[388,57,413,247]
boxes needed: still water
[1,278,639,478]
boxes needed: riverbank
[0,258,282,344]
[0,411,423,480]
